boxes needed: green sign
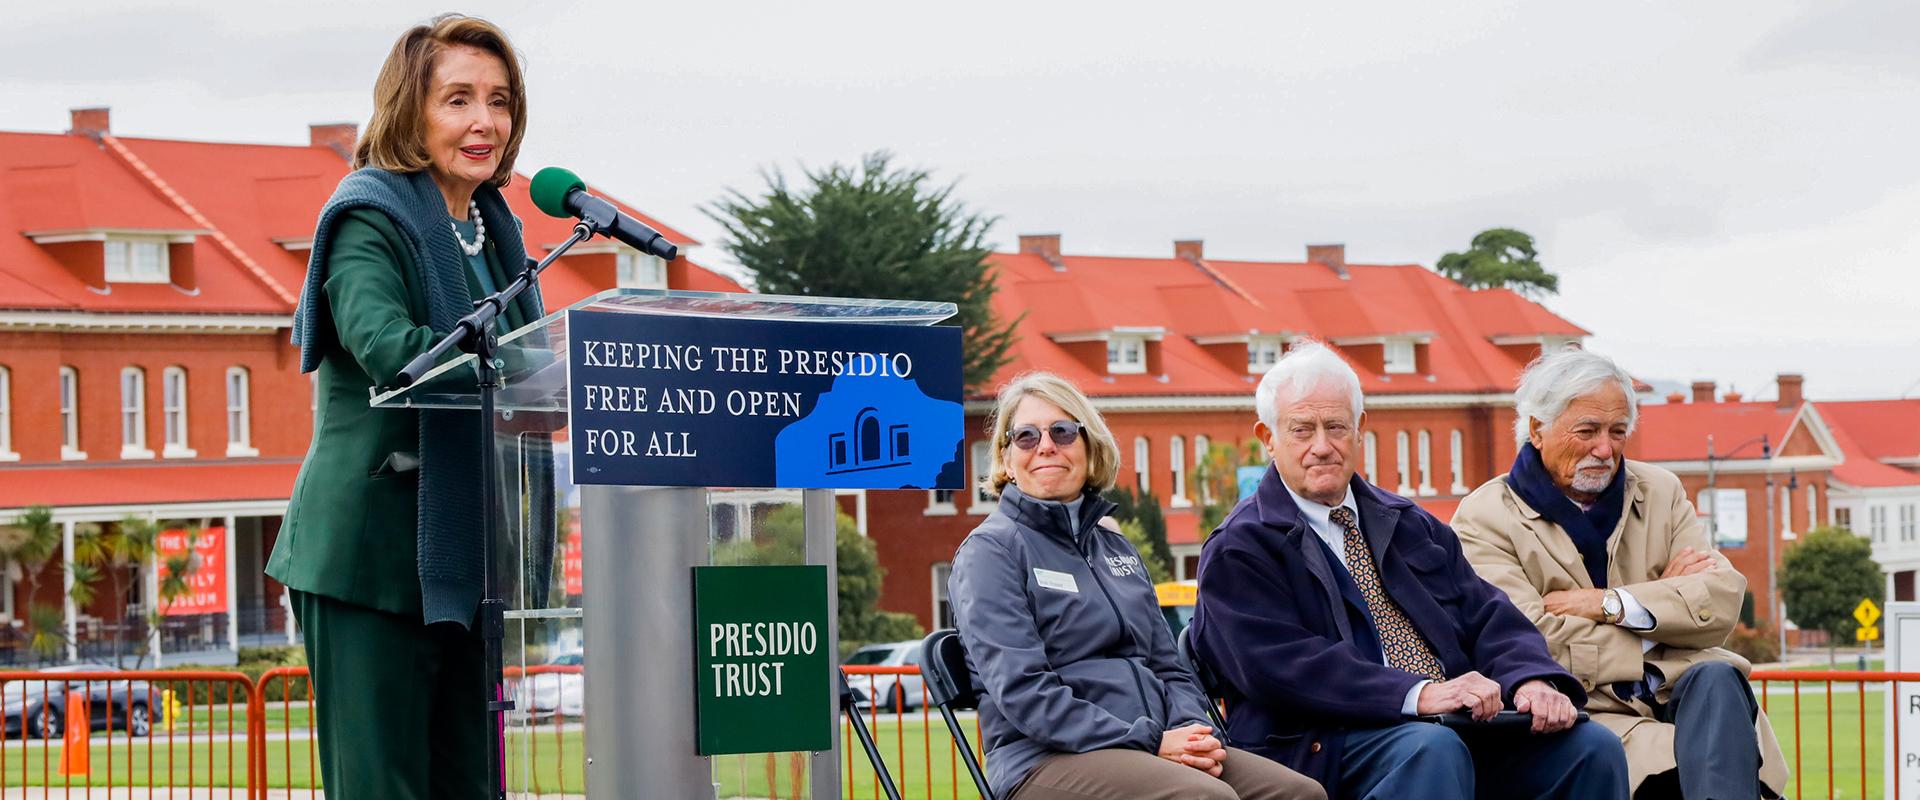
[692,565,832,755]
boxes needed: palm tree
[2,506,66,659]
[72,516,159,668]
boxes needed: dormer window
[1247,337,1284,374]
[1383,339,1416,374]
[105,236,170,283]
[1107,336,1146,374]
[617,250,667,290]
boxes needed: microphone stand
[393,219,595,800]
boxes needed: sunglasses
[1006,420,1084,451]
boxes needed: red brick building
[859,234,1594,631]
[0,108,741,662]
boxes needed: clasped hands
[1158,723,1228,777]
[1541,546,1716,621]
[1416,671,1577,733]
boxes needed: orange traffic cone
[56,691,88,776]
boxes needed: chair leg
[940,704,995,800]
[841,674,904,800]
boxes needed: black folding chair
[921,628,995,800]
[1177,625,1231,736]
[838,669,904,800]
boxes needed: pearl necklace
[449,200,486,256]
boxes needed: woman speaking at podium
[267,14,544,798]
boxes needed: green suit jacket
[267,209,531,617]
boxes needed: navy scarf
[1504,443,1627,588]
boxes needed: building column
[146,529,162,664]
[62,520,76,664]
[224,514,239,652]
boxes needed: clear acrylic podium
[373,288,955,799]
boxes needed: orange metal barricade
[502,663,586,798]
[841,664,987,800]
[0,668,255,798]
[253,666,318,800]
[1749,668,1919,800]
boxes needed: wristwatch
[1601,589,1623,625]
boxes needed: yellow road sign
[1858,625,1880,642]
[1855,598,1881,628]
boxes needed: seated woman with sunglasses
[947,372,1323,800]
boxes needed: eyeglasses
[1006,420,1084,451]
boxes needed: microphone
[529,167,679,261]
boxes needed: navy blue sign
[567,309,964,489]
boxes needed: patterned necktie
[1329,506,1446,680]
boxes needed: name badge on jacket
[1033,568,1080,594]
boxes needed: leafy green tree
[1436,228,1559,297]
[1193,440,1268,535]
[705,151,1021,390]
[713,505,922,659]
[2,506,66,659]
[1117,519,1172,584]
[1781,526,1884,662]
[1104,487,1173,575]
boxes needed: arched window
[226,366,256,456]
[121,366,153,459]
[1395,431,1412,495]
[858,411,883,463]
[60,366,84,460]
[1194,435,1212,504]
[1449,429,1468,494]
[163,366,193,457]
[1135,437,1151,493]
[0,365,14,460]
[1363,431,1378,484]
[1170,436,1189,507]
[1416,430,1434,496]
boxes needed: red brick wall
[1667,469,1831,630]
[0,329,310,463]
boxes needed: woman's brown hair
[354,14,527,186]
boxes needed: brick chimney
[69,107,110,137]
[310,122,358,160]
[1308,243,1349,279]
[1019,233,1065,271]
[1776,373,1804,409]
[1175,239,1204,262]
[1690,380,1716,404]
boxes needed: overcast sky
[5,0,1915,399]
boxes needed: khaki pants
[1010,746,1326,800]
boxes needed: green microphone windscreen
[530,167,585,219]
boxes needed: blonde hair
[981,372,1119,497]
[355,14,527,187]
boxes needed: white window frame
[1871,506,1887,543]
[1835,506,1851,531]
[1395,431,1412,495]
[162,366,194,458]
[1246,337,1283,374]
[1107,336,1147,375]
[1382,339,1416,374]
[970,440,994,512]
[104,236,171,284]
[1449,429,1468,494]
[1806,485,1818,531]
[60,366,85,460]
[1170,435,1191,508]
[1416,430,1435,496]
[926,488,957,516]
[120,367,153,460]
[0,365,15,461]
[226,366,258,457]
[615,249,668,290]
[1904,505,1918,543]
[1780,486,1794,538]
[931,562,955,631]
[1363,431,1378,484]
[1134,437,1151,493]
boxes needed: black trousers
[293,590,488,800]
[1633,661,1764,800]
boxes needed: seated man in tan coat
[1454,348,1786,799]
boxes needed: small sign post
[693,565,833,756]
[1857,598,1882,643]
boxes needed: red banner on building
[156,526,227,616]
[563,512,583,597]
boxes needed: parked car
[2,664,163,739]
[843,640,927,711]
[515,650,583,719]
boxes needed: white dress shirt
[1280,479,1429,716]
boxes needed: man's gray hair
[1512,347,1640,446]
[1256,339,1364,429]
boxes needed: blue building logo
[827,407,914,475]
[776,373,963,489]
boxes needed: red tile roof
[1815,400,1920,488]
[0,461,302,509]
[1630,401,1800,462]
[982,250,1591,398]
[0,127,742,317]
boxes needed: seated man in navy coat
[1190,340,1629,800]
